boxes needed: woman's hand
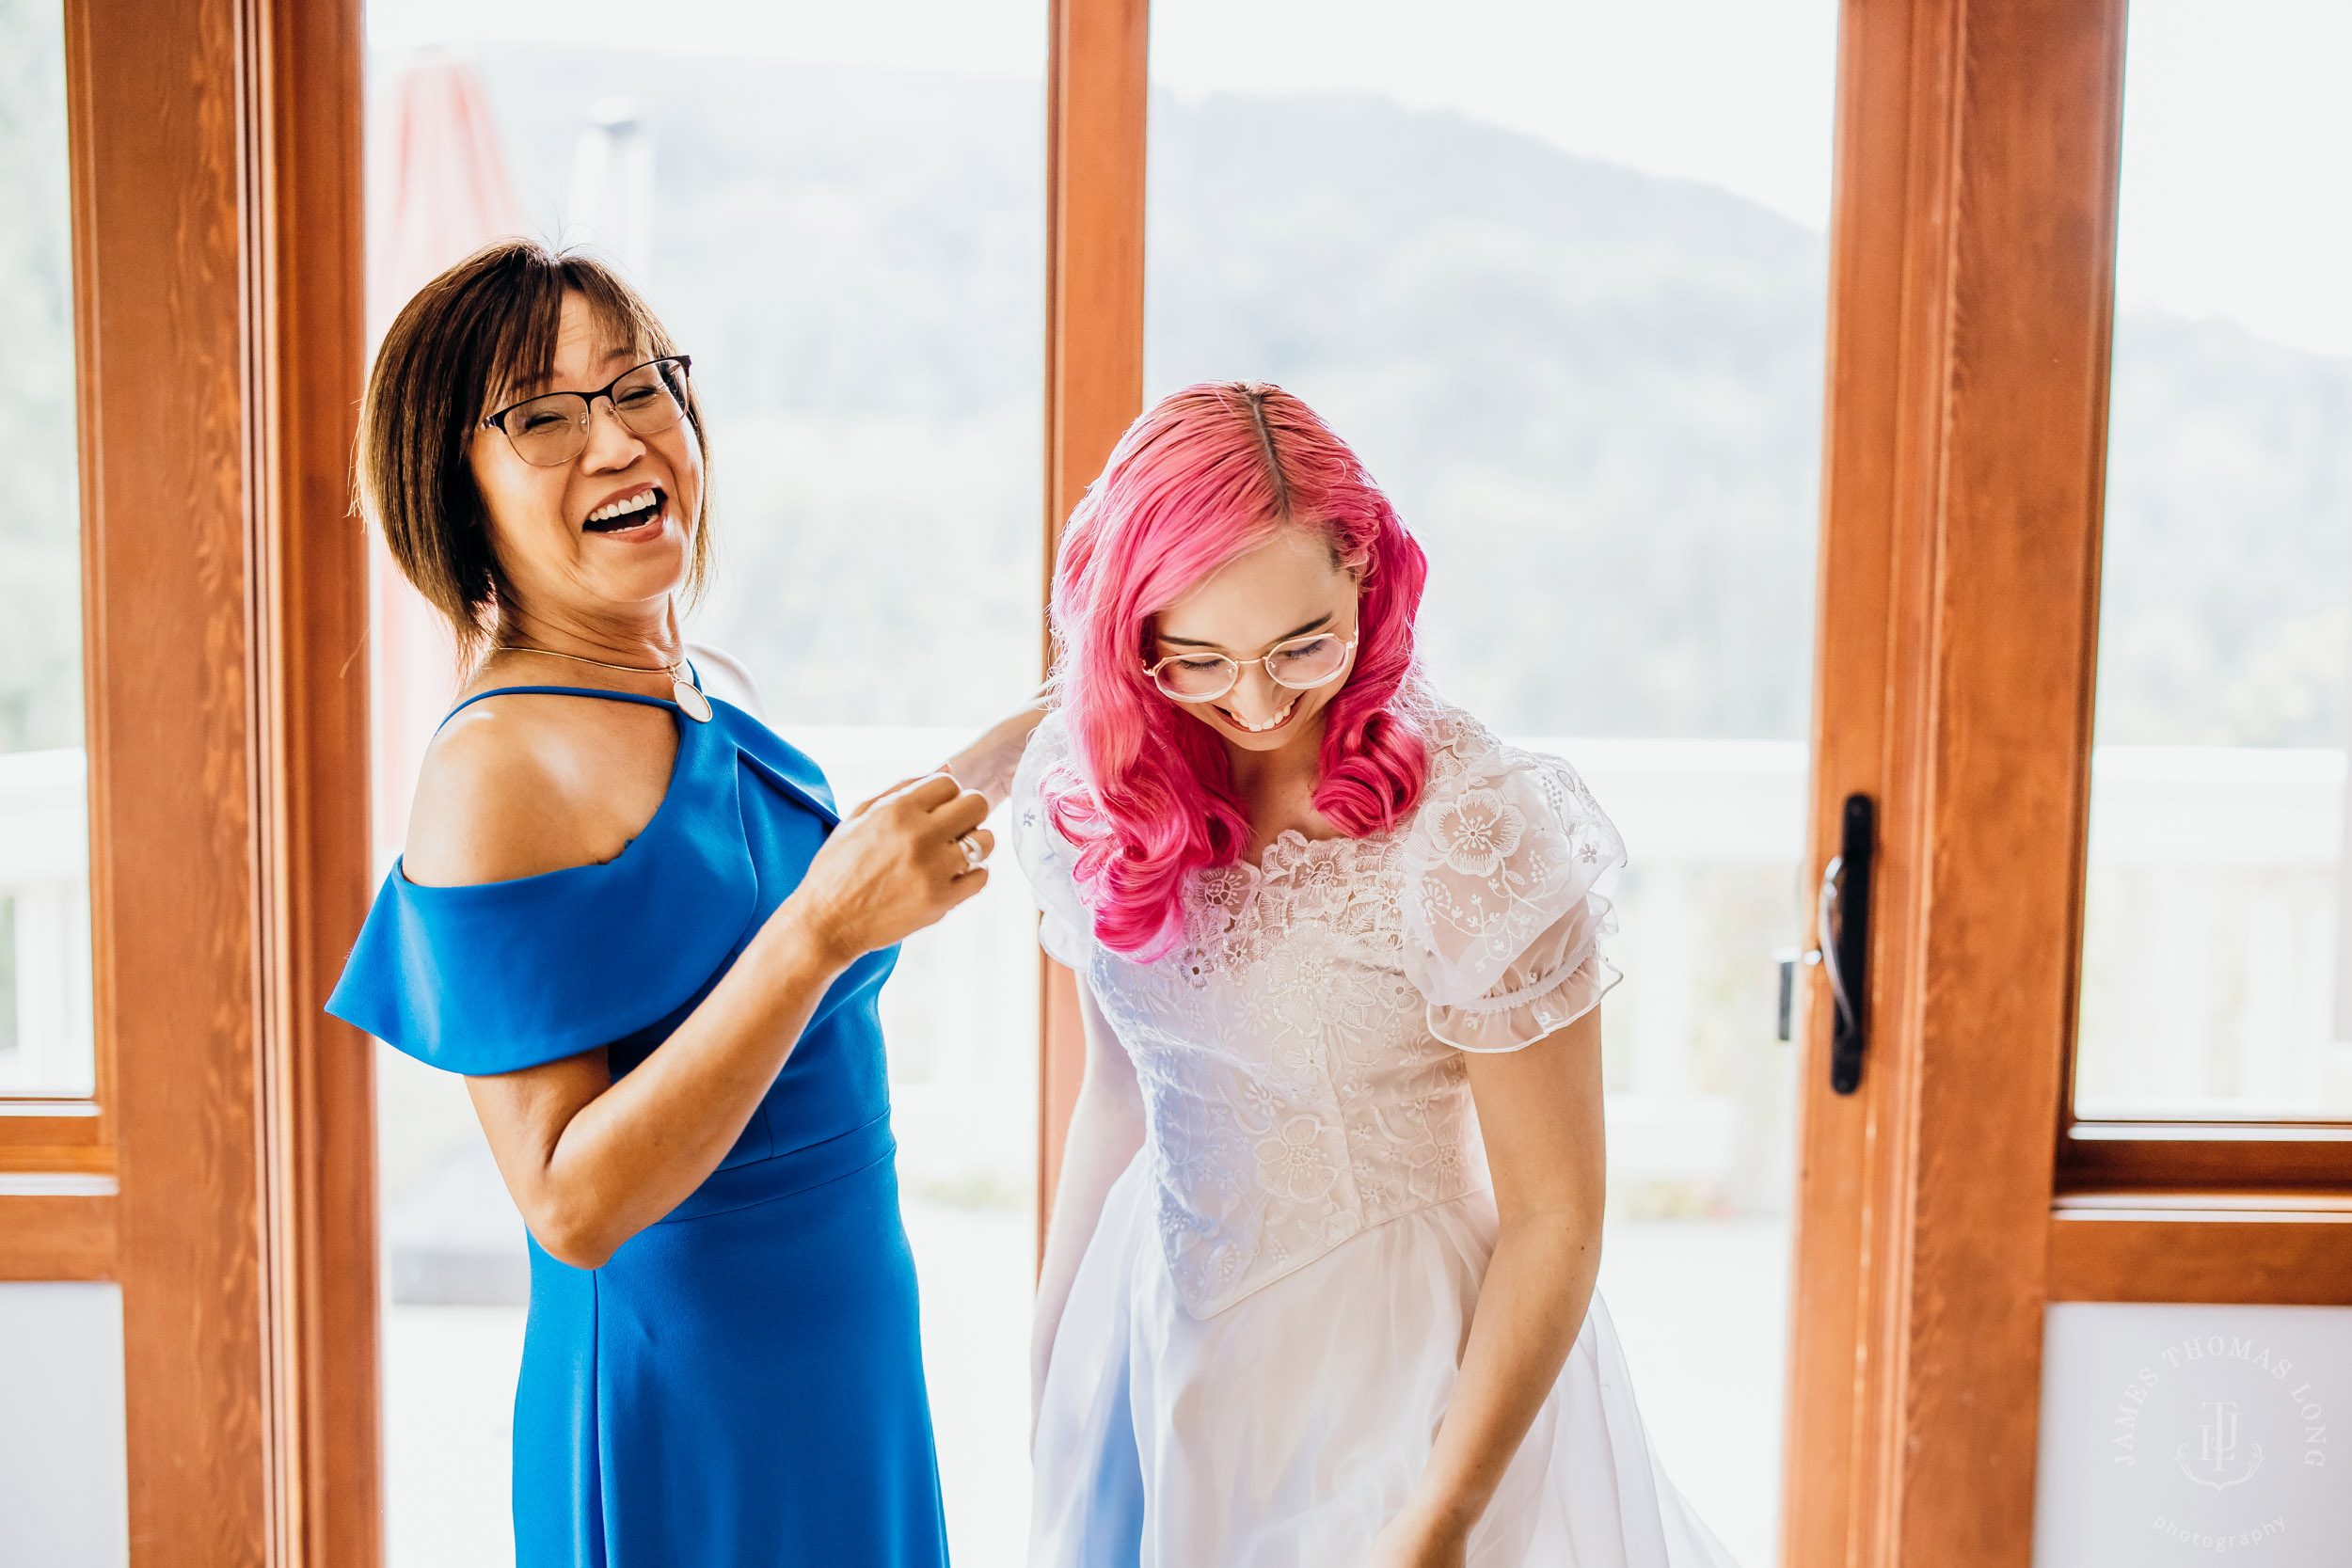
[1365,1499,1470,1568]
[943,700,1048,808]
[783,773,993,968]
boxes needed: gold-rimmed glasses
[1142,629,1359,702]
[481,356,693,467]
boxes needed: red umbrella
[366,54,525,866]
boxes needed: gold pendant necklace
[495,643,713,722]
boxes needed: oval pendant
[673,680,714,722]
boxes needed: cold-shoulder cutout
[1399,711,1626,1053]
[404,689,682,888]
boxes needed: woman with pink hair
[1013,382,1740,1566]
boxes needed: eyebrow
[505,346,645,402]
[1156,611,1334,651]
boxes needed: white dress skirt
[1014,703,1743,1568]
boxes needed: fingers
[849,773,930,818]
[885,771,962,814]
[926,784,993,839]
[932,825,996,881]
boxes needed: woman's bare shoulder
[402,693,669,888]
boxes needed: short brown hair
[357,239,713,662]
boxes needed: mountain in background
[468,46,2352,742]
[5,45,2342,749]
[1142,90,1831,736]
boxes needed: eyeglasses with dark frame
[1142,628,1359,703]
[480,356,694,468]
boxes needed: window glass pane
[363,8,1042,1562]
[2074,1,2352,1121]
[0,0,95,1099]
[1146,4,1835,1559]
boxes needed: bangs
[473,257,672,418]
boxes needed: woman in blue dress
[328,239,1029,1565]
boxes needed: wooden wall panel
[1038,0,1150,1243]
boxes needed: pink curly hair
[1044,381,1433,958]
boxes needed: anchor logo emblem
[2175,1400,2265,1491]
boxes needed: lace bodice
[1011,704,1625,1319]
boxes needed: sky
[368,0,2352,356]
[2112,0,2352,357]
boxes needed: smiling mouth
[585,487,664,533]
[1216,694,1298,734]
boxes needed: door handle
[1818,793,1875,1094]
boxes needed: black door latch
[1819,793,1875,1094]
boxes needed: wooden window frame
[0,0,380,1562]
[2034,0,2352,1284]
[1788,2,2352,1566]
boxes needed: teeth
[589,491,659,524]
[1226,696,1296,733]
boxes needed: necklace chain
[495,642,686,678]
[488,641,712,722]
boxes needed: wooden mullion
[1037,0,1150,1251]
[248,0,379,1560]
[0,1147,116,1177]
[2058,1126,2352,1193]
[2048,1204,2352,1306]
[1888,3,2130,1562]
[1781,0,1959,1559]
[1789,1,2133,1564]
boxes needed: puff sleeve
[1400,727,1626,1053]
[1008,709,1100,971]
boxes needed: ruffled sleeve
[1008,708,1099,971]
[326,814,759,1076]
[1399,715,1627,1053]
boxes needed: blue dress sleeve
[326,817,760,1076]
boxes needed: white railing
[0,748,94,1098]
[9,735,2348,1262]
[2074,746,2352,1117]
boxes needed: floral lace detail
[1424,786,1525,877]
[1009,702,1619,1318]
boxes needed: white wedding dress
[1012,704,1742,1568]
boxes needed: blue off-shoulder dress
[327,683,949,1568]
